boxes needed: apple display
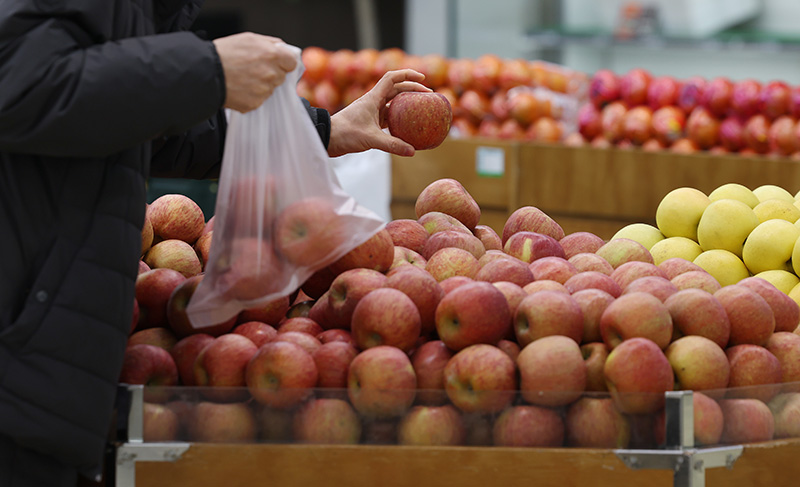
[619,68,651,107]
[425,247,481,282]
[559,232,606,259]
[664,288,731,348]
[568,253,615,275]
[351,288,421,352]
[651,106,686,146]
[589,69,621,108]
[677,76,706,113]
[492,405,564,447]
[292,398,362,444]
[565,397,630,448]
[144,239,202,278]
[572,289,616,343]
[147,193,205,244]
[666,335,730,391]
[329,228,394,274]
[188,401,257,443]
[246,341,318,409]
[502,206,565,245]
[726,344,783,403]
[715,284,776,346]
[700,77,733,117]
[397,405,466,446]
[563,271,622,297]
[719,398,775,444]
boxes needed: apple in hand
[292,398,362,444]
[397,405,466,446]
[246,341,318,409]
[387,92,452,150]
[348,346,417,419]
[444,344,516,414]
[435,281,511,351]
[518,335,587,407]
[414,178,481,231]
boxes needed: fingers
[271,41,299,72]
[371,131,416,157]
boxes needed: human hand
[213,33,298,113]
[327,69,432,158]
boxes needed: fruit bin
[114,383,800,487]
[391,138,800,240]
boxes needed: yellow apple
[648,237,703,266]
[611,223,665,251]
[696,199,760,257]
[757,269,800,295]
[754,199,800,224]
[742,219,800,275]
[791,236,800,277]
[708,183,759,208]
[752,184,794,204]
[693,249,750,287]
[655,187,711,241]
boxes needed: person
[0,1,428,485]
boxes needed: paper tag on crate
[476,146,505,178]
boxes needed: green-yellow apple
[757,269,800,295]
[649,237,703,266]
[739,277,800,332]
[415,178,480,230]
[610,223,665,251]
[397,405,466,446]
[768,393,800,439]
[742,219,800,274]
[692,249,750,287]
[565,397,630,448]
[726,344,783,403]
[599,292,673,350]
[670,270,722,294]
[443,344,517,414]
[595,238,654,269]
[752,184,795,203]
[573,289,616,343]
[603,337,674,414]
[347,346,417,419]
[753,198,800,223]
[664,288,730,348]
[715,285,775,346]
[696,198,760,257]
[655,187,711,241]
[708,183,759,208]
[719,398,775,444]
[492,405,564,447]
[665,335,730,391]
[514,290,583,347]
[517,335,587,407]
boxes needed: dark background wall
[195,0,406,50]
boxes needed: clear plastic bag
[187,45,385,328]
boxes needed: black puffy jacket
[0,0,328,477]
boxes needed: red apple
[560,232,606,259]
[387,92,452,150]
[348,346,417,419]
[246,341,318,409]
[573,289,616,343]
[457,89,491,126]
[715,284,775,346]
[326,268,387,329]
[760,80,792,120]
[135,268,187,330]
[582,342,610,392]
[497,58,532,91]
[563,270,622,297]
[610,261,668,290]
[666,335,730,391]
[425,247,480,282]
[312,341,358,390]
[128,327,177,352]
[766,332,800,385]
[502,206,565,245]
[274,197,346,268]
[719,399,775,444]
[622,105,653,145]
[503,231,565,264]
[665,288,730,347]
[415,178,481,231]
[119,344,179,403]
[619,68,651,107]
[410,340,454,406]
[213,236,283,302]
[384,265,444,336]
[622,276,679,302]
[144,239,202,278]
[443,344,516,414]
[768,393,800,439]
[566,397,630,448]
[514,290,583,347]
[271,331,322,356]
[518,335,587,407]
[589,69,621,108]
[670,270,722,294]
[686,106,720,149]
[595,238,654,269]
[329,228,394,274]
[475,257,535,287]
[421,230,485,260]
[492,405,564,447]
[739,277,800,333]
[292,398,362,444]
[397,404,465,446]
[647,76,680,110]
[743,114,772,153]
[238,295,291,326]
[276,317,323,337]
[719,116,746,152]
[677,76,706,113]
[651,106,686,146]
[142,402,180,442]
[600,291,673,350]
[700,77,733,117]
[193,334,258,402]
[472,225,502,252]
[731,79,762,118]
[301,46,329,83]
[317,328,357,348]
[385,219,428,254]
[726,344,783,403]
[768,115,798,155]
[170,333,215,386]
[438,275,475,295]
[351,288,421,352]
[188,401,257,443]
[232,321,278,348]
[604,337,674,414]
[659,257,707,280]
[147,194,205,244]
[167,275,237,338]
[435,281,511,351]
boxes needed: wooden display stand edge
[129,438,800,487]
[391,138,800,240]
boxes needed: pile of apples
[126,181,800,448]
[297,47,587,144]
[577,68,800,157]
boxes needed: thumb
[373,132,416,157]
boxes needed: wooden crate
[134,439,800,487]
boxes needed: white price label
[475,146,505,177]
